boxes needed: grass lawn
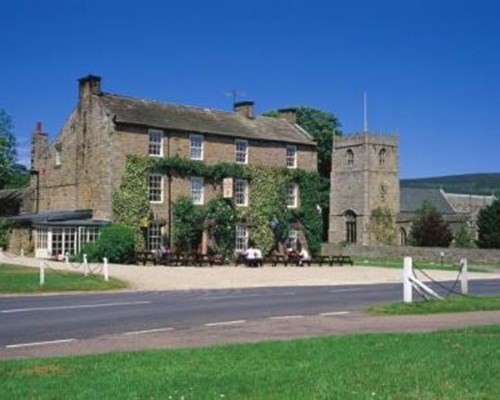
[368,295,500,315]
[0,263,128,293]
[1,325,499,399]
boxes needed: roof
[443,192,496,214]
[99,93,316,146]
[9,209,94,225]
[400,188,455,214]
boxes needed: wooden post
[103,257,109,281]
[460,258,468,295]
[403,256,413,303]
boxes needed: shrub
[409,201,453,247]
[95,224,136,263]
[477,199,500,248]
[0,218,10,249]
[173,197,204,254]
[205,197,237,261]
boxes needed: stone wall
[322,243,500,265]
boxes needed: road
[1,279,499,349]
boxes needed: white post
[403,256,413,304]
[460,258,468,295]
[21,248,25,257]
[39,261,45,286]
[103,257,109,281]
[83,254,89,277]
[65,254,69,269]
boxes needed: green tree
[409,201,453,247]
[205,197,237,261]
[453,221,476,248]
[0,109,17,189]
[476,199,500,248]
[4,163,29,189]
[173,196,204,254]
[368,206,396,245]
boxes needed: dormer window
[148,129,164,156]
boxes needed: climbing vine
[114,155,324,256]
[112,154,154,251]
[205,197,237,261]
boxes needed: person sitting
[245,245,258,267]
[254,247,263,267]
[298,247,311,266]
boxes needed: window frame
[235,139,248,164]
[286,145,297,168]
[147,222,164,252]
[287,183,299,208]
[148,128,164,157]
[148,173,164,204]
[235,223,248,252]
[234,179,249,207]
[190,176,205,205]
[190,134,204,160]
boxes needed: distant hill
[401,173,500,196]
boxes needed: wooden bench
[330,255,354,266]
[135,251,156,265]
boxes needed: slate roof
[8,209,106,226]
[444,192,496,214]
[100,93,316,146]
[400,188,455,214]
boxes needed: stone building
[328,132,495,246]
[22,75,317,257]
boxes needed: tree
[368,206,396,245]
[0,109,17,189]
[173,196,204,254]
[409,201,453,247]
[476,199,500,248]
[453,220,476,248]
[4,163,29,189]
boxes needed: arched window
[345,210,357,243]
[379,148,386,166]
[346,149,354,167]
[400,227,407,246]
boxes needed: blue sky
[1,0,498,178]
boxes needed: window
[400,228,407,246]
[345,210,357,243]
[379,148,386,166]
[148,174,163,203]
[35,227,48,250]
[346,149,354,167]
[191,176,204,205]
[235,139,248,164]
[79,227,99,253]
[55,149,62,167]
[287,183,299,208]
[234,179,249,206]
[190,134,204,160]
[148,129,164,156]
[50,227,77,256]
[235,223,248,252]
[286,145,297,168]
[147,222,163,251]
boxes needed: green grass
[1,326,500,399]
[369,295,500,315]
[0,263,128,293]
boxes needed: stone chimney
[78,75,102,99]
[234,101,255,119]
[31,121,48,171]
[278,108,297,124]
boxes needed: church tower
[328,132,399,245]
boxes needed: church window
[346,149,354,167]
[345,210,357,243]
[400,227,407,246]
[379,148,386,166]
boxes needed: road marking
[329,288,365,293]
[205,291,296,300]
[123,327,174,336]
[268,315,304,320]
[1,301,152,314]
[6,338,76,349]
[205,320,246,327]
[319,311,350,317]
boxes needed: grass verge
[368,295,500,315]
[0,263,128,293]
[1,325,499,399]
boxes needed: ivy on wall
[112,154,154,251]
[113,155,324,256]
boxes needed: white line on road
[268,315,304,320]
[123,327,174,336]
[1,301,152,314]
[329,288,365,293]
[6,338,76,349]
[205,320,246,327]
[319,311,350,316]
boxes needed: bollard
[65,254,69,269]
[460,258,468,295]
[21,248,25,257]
[83,254,89,276]
[39,261,45,286]
[103,257,109,281]
[403,257,413,303]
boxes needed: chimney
[278,108,297,124]
[31,121,48,171]
[234,101,255,119]
[78,75,102,99]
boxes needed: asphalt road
[1,279,499,348]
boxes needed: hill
[401,173,500,196]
